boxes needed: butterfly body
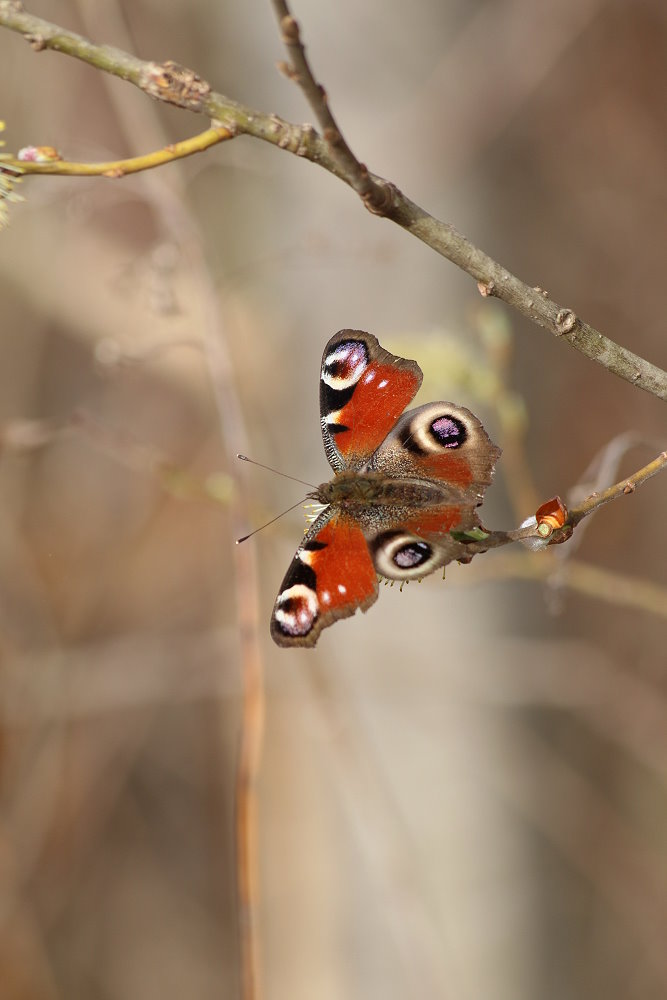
[270,331,501,647]
[311,470,450,508]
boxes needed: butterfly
[270,330,501,647]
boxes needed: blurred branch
[0,125,232,176]
[0,2,666,399]
[0,413,235,504]
[0,0,268,973]
[459,551,667,620]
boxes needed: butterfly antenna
[236,453,316,489]
[236,497,309,544]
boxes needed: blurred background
[0,1,666,998]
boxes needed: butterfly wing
[271,509,379,648]
[270,498,489,648]
[360,400,501,580]
[365,401,501,500]
[320,330,422,472]
[363,505,485,583]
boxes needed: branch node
[555,308,578,336]
[139,60,211,111]
[267,114,283,136]
[25,32,45,50]
[276,59,299,82]
[363,181,400,217]
[213,116,237,138]
[477,279,496,298]
[280,15,300,44]
[295,123,316,156]
[623,481,636,494]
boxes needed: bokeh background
[0,1,666,998]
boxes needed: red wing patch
[417,451,475,488]
[328,364,421,463]
[402,506,465,536]
[270,511,379,648]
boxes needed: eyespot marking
[322,340,369,389]
[274,584,319,637]
[399,407,471,455]
[372,531,440,580]
[393,541,431,569]
[430,415,467,449]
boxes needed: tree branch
[465,449,667,554]
[0,1,666,399]
[1,125,232,177]
[568,449,667,526]
[270,0,393,213]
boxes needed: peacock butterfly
[270,330,501,647]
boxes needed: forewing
[271,509,379,648]
[320,330,422,472]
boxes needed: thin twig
[467,449,667,554]
[0,125,232,177]
[0,2,665,399]
[270,0,390,212]
[568,450,667,526]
